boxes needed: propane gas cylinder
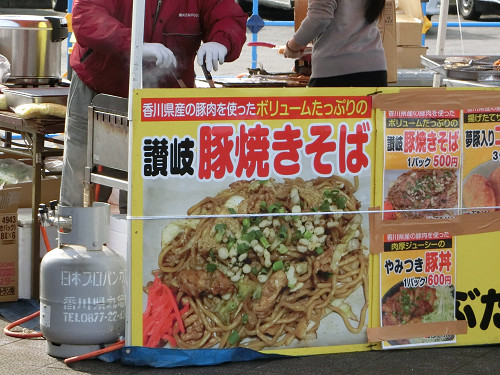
[40,202,126,358]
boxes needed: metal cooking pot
[0,15,68,85]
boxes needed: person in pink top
[285,0,387,87]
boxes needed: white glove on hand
[197,42,227,72]
[143,43,177,69]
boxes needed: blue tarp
[0,299,40,330]
[100,346,285,368]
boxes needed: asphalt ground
[1,6,500,374]
[1,315,500,374]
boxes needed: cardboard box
[0,155,61,208]
[396,13,423,46]
[13,177,61,209]
[108,213,128,261]
[379,0,398,83]
[0,187,20,302]
[294,0,307,31]
[396,0,424,20]
[397,45,428,68]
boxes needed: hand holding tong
[201,60,216,88]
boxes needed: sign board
[125,87,500,367]
[129,87,378,354]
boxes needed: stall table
[0,110,64,299]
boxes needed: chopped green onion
[228,208,237,214]
[323,189,347,209]
[227,236,236,250]
[251,216,262,226]
[336,196,347,209]
[267,203,277,213]
[320,200,330,212]
[272,260,284,271]
[315,246,324,255]
[292,230,302,241]
[303,231,312,240]
[227,301,238,311]
[244,229,262,243]
[278,225,288,241]
[228,330,239,345]
[277,244,288,254]
[207,263,217,273]
[260,201,267,211]
[253,285,262,299]
[259,236,270,248]
[267,202,282,213]
[237,243,250,254]
[209,249,216,261]
[260,267,269,274]
[215,223,227,232]
[215,232,224,243]
[241,313,248,324]
[323,189,338,199]
[251,266,259,275]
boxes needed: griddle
[421,55,500,86]
[213,73,309,87]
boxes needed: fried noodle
[146,176,368,350]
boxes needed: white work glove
[143,43,177,69]
[197,42,227,72]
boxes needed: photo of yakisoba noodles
[144,177,368,350]
[384,169,458,219]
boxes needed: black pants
[54,0,68,12]
[308,70,388,87]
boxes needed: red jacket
[70,0,247,97]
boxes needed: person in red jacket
[60,0,247,208]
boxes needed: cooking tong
[201,60,216,88]
[168,61,216,88]
[170,69,187,88]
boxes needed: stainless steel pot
[0,15,68,85]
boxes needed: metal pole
[435,0,449,55]
[431,21,500,27]
[252,0,260,69]
[127,0,146,346]
[433,0,449,87]
[129,0,145,119]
